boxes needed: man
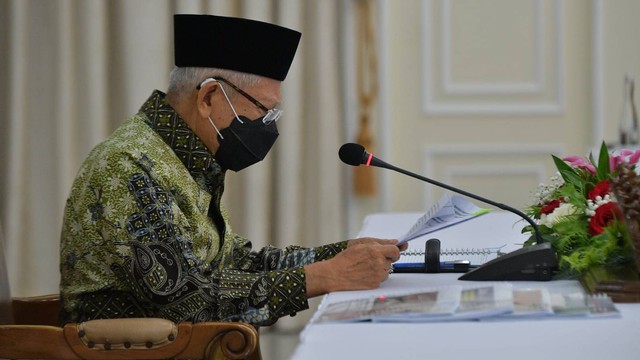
[59,14,402,327]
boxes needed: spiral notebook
[393,245,506,272]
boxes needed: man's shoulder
[86,115,165,162]
[71,115,163,186]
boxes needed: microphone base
[458,243,558,281]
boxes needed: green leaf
[557,182,587,205]
[552,155,582,186]
[596,141,610,180]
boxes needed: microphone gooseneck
[338,143,543,244]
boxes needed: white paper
[397,194,490,245]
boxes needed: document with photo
[313,286,461,324]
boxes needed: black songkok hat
[174,14,301,81]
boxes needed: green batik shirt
[59,90,347,326]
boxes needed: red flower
[588,181,610,201]
[588,202,623,235]
[540,199,562,215]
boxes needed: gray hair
[167,66,262,101]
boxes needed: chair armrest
[1,315,259,359]
[12,294,61,326]
[75,318,178,350]
[180,322,259,360]
[0,325,79,359]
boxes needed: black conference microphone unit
[338,143,557,281]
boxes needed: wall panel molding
[422,0,565,116]
[421,143,565,207]
[442,0,544,95]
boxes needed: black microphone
[339,143,557,281]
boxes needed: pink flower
[562,156,582,163]
[562,156,596,174]
[629,150,640,164]
[610,155,624,172]
[610,150,640,171]
[614,149,640,167]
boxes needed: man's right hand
[304,239,401,298]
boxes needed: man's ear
[196,80,218,118]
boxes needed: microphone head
[339,143,366,166]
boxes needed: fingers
[374,238,399,245]
[377,243,401,262]
[369,247,396,284]
[349,243,399,271]
[348,237,400,247]
[329,244,398,290]
[373,258,392,284]
[348,237,408,254]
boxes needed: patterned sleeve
[210,236,348,325]
[225,234,348,272]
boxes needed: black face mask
[213,115,279,172]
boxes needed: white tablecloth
[291,212,640,360]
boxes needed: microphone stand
[364,154,557,281]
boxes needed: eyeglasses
[197,76,282,125]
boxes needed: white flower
[586,194,614,217]
[533,173,564,205]
[539,202,577,228]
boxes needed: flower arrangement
[523,142,640,279]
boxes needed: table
[290,212,640,360]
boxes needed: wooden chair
[11,294,61,326]
[0,295,263,360]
